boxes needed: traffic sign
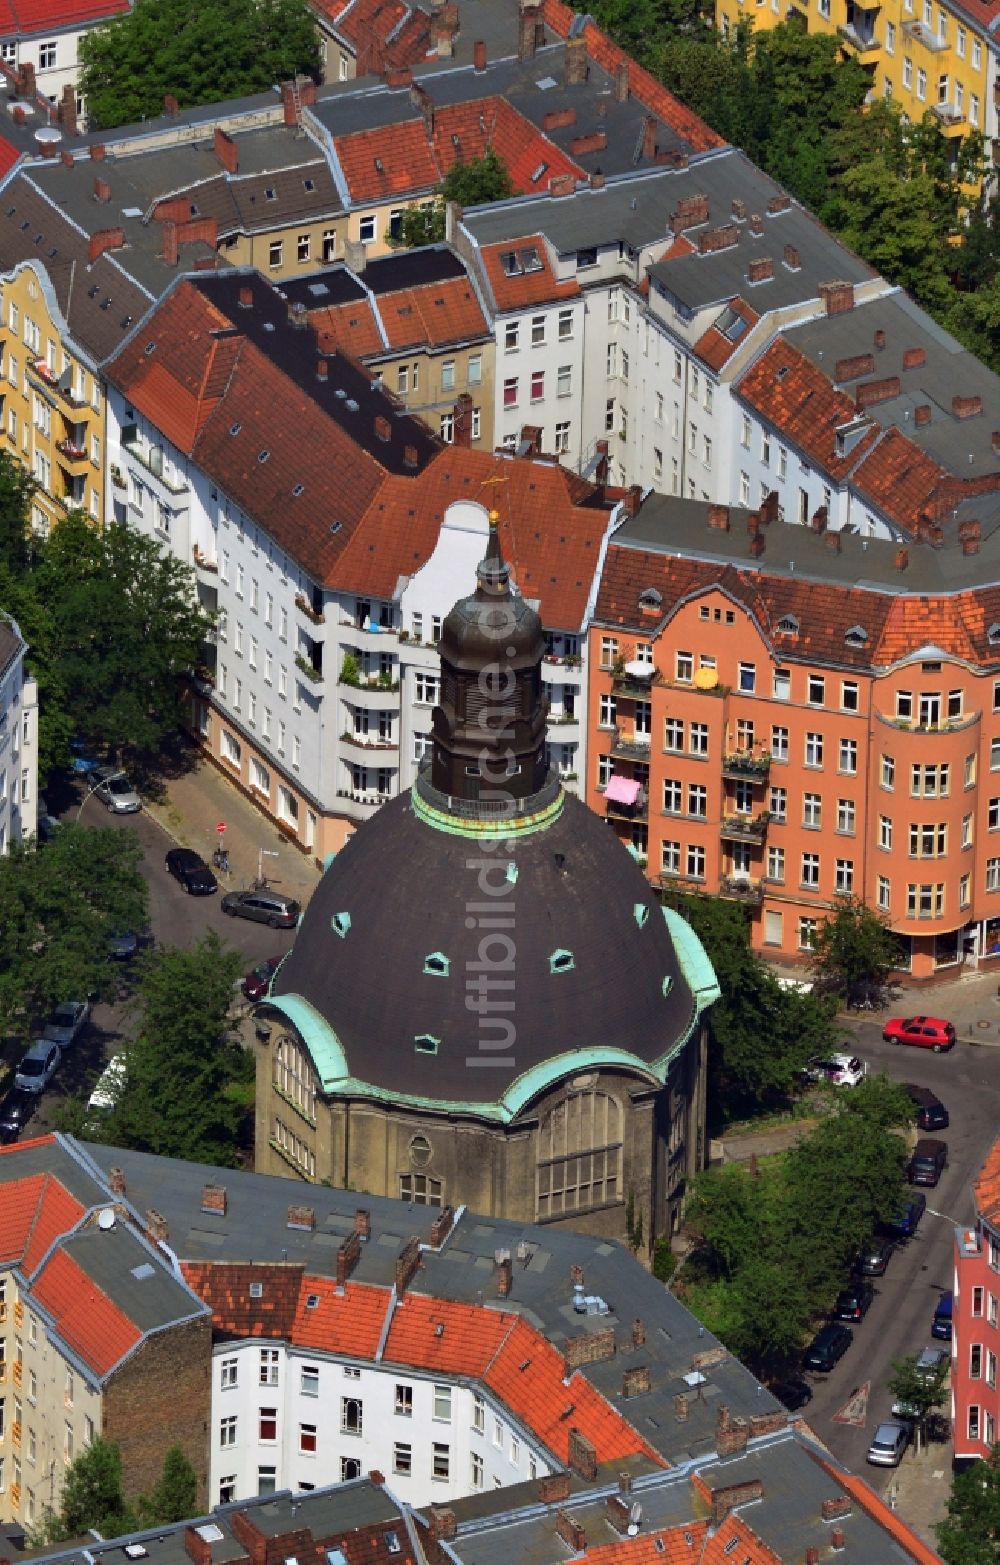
[832,1381,870,1426]
[216,821,227,834]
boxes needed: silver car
[95,769,141,814]
[14,1040,62,1094]
[42,1000,90,1048]
[867,1420,909,1466]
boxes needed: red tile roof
[334,98,584,204]
[32,1248,142,1377]
[0,0,128,31]
[292,1277,391,1359]
[541,0,723,154]
[180,1262,305,1339]
[976,1140,1000,1225]
[576,1525,709,1565]
[376,275,488,350]
[0,1170,85,1270]
[333,444,612,627]
[480,235,580,312]
[23,1176,87,1274]
[0,135,20,182]
[311,299,385,357]
[735,338,881,483]
[812,1457,943,1565]
[850,425,954,532]
[693,297,759,373]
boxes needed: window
[258,1466,277,1497]
[837,799,855,834]
[969,1406,981,1442]
[688,784,707,817]
[268,240,283,269]
[599,694,616,729]
[835,860,854,895]
[473,1392,485,1433]
[299,1423,317,1455]
[259,1408,277,1441]
[557,364,572,397]
[558,309,573,340]
[686,844,705,878]
[690,722,708,756]
[807,675,825,706]
[219,1415,237,1447]
[803,793,822,829]
[676,651,693,683]
[399,1173,442,1204]
[341,1397,363,1435]
[973,1286,984,1317]
[433,1444,450,1481]
[394,1384,412,1417]
[219,1475,236,1505]
[805,732,823,768]
[881,754,895,791]
[468,353,482,386]
[738,662,756,693]
[529,369,545,403]
[904,56,913,89]
[414,671,438,704]
[664,718,684,752]
[259,1348,279,1385]
[359,214,376,244]
[909,822,947,858]
[798,917,818,951]
[877,875,890,911]
[504,320,519,352]
[555,421,571,454]
[912,763,950,797]
[801,853,820,887]
[300,1364,319,1397]
[433,1385,452,1422]
[767,846,785,881]
[661,840,680,875]
[917,66,927,100]
[772,667,791,702]
[907,883,945,918]
[503,376,518,408]
[662,778,682,813]
[839,738,858,775]
[296,233,310,263]
[988,859,1000,893]
[741,413,751,448]
[768,785,787,822]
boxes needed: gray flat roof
[783,291,1000,482]
[59,1222,205,1336]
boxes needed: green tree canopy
[395,151,514,247]
[887,1351,948,1450]
[106,933,251,1165]
[138,1445,198,1526]
[0,823,147,1028]
[938,1443,1000,1564]
[80,0,321,129]
[810,899,903,1005]
[37,1438,134,1543]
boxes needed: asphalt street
[797,1016,1000,1488]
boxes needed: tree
[809,899,903,1006]
[36,1438,134,1542]
[395,152,514,247]
[79,0,320,130]
[106,933,251,1166]
[675,895,835,1115]
[36,512,214,769]
[138,1445,198,1526]
[0,823,147,1029]
[888,1352,948,1452]
[937,1443,1000,1564]
[0,449,39,575]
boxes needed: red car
[882,1016,956,1052]
[242,956,281,1002]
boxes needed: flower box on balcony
[295,593,325,626]
[295,654,323,684]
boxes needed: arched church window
[536,1088,623,1220]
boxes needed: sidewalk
[143,757,323,909]
[884,1440,952,1553]
[839,966,1000,1049]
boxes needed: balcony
[720,812,769,844]
[603,785,648,823]
[721,749,770,782]
[121,429,188,494]
[656,871,706,896]
[295,593,325,628]
[876,708,979,734]
[295,654,324,689]
[341,730,398,758]
[335,789,389,820]
[611,726,651,761]
[902,18,947,50]
[611,669,656,701]
[836,22,880,59]
[56,438,89,472]
[193,544,219,576]
[542,652,583,684]
[27,360,90,413]
[340,619,398,653]
[720,874,764,905]
[930,100,966,133]
[12,1359,21,1386]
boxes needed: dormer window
[423,953,450,977]
[639,587,662,609]
[331,911,351,938]
[415,1035,440,1055]
[777,614,799,635]
[989,623,1000,646]
[845,625,868,648]
[634,903,649,928]
[549,949,575,974]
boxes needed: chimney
[565,35,589,85]
[731,197,747,221]
[10,105,24,124]
[355,1207,371,1240]
[747,256,773,284]
[915,403,932,426]
[428,1508,457,1542]
[767,194,791,214]
[496,1256,513,1296]
[93,176,111,202]
[474,39,487,71]
[614,59,629,100]
[238,285,253,309]
[336,1231,361,1287]
[201,1183,228,1216]
[57,82,77,136]
[14,61,34,99]
[783,243,800,270]
[161,220,179,267]
[630,1317,646,1348]
[395,1235,421,1297]
[674,1392,689,1420]
[605,1495,631,1536]
[287,1203,315,1230]
[820,280,855,315]
[749,532,765,558]
[825,529,841,554]
[288,300,308,330]
[108,1167,126,1198]
[953,394,982,419]
[91,143,106,161]
[806,1550,819,1565]
[213,126,239,176]
[184,1526,212,1565]
[831,1528,846,1551]
[409,81,435,139]
[903,345,926,369]
[821,1499,851,1522]
[959,520,981,555]
[430,1206,455,1246]
[60,150,74,167]
[543,107,577,130]
[749,212,764,235]
[385,65,412,87]
[518,0,542,61]
[87,228,125,263]
[895,546,908,572]
[708,504,730,531]
[594,438,610,484]
[567,1429,597,1482]
[146,1209,168,1244]
[538,1473,571,1505]
[590,168,606,189]
[620,485,642,519]
[570,1263,584,1286]
[549,172,576,198]
[280,80,299,126]
[642,115,658,159]
[874,327,886,350]
[554,1512,586,1553]
[622,1365,651,1397]
[432,1,460,57]
[163,93,179,116]
[374,415,392,442]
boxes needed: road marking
[832,1381,870,1426]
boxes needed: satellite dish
[34,127,61,146]
[629,1502,643,1526]
[98,1208,116,1230]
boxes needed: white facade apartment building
[0,613,36,851]
[0,0,131,115]
[208,1337,551,1509]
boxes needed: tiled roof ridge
[811,1455,941,1565]
[360,283,391,352]
[23,1172,66,1277]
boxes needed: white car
[94,769,141,814]
[867,1420,909,1466]
[42,1000,90,1048]
[14,1040,62,1095]
[804,1052,867,1087]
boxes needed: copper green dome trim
[663,907,721,1010]
[410,777,565,839]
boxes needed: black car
[908,1137,948,1186]
[906,1084,949,1132]
[857,1236,895,1276]
[0,1087,34,1144]
[834,1280,875,1322]
[769,1375,812,1411]
[804,1321,853,1371]
[883,1193,927,1240]
[165,848,218,896]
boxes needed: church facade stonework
[252,509,718,1248]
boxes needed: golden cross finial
[481,472,507,526]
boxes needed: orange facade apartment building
[588,494,1000,981]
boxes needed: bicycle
[212,846,230,874]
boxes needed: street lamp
[75,769,126,823]
[257,847,279,886]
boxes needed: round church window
[409,1134,432,1168]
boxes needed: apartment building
[104,270,612,855]
[953,1137,1000,1459]
[0,0,130,117]
[0,1136,211,1530]
[0,611,35,849]
[715,0,999,170]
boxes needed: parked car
[802,1052,867,1088]
[0,1087,35,1144]
[68,738,100,775]
[222,889,300,928]
[905,1084,949,1131]
[908,1137,948,1187]
[165,848,218,896]
[42,1000,90,1048]
[932,1292,954,1340]
[109,929,138,961]
[884,1193,927,1240]
[834,1280,875,1322]
[82,1055,127,1135]
[857,1236,895,1276]
[94,768,141,815]
[37,812,62,843]
[883,1016,956,1052]
[242,956,282,1002]
[867,1420,909,1467]
[14,1039,61,1094]
[768,1375,812,1411]
[804,1321,853,1371]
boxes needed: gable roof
[32,1246,143,1378]
[376,273,489,351]
[0,1171,85,1270]
[479,235,580,313]
[735,337,881,483]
